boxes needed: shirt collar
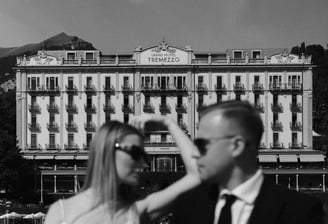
[219,169,264,205]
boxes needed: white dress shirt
[213,169,264,224]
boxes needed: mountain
[0,32,96,59]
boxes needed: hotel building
[15,40,326,202]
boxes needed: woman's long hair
[82,120,143,218]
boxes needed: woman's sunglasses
[114,141,148,161]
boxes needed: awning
[35,155,54,160]
[279,154,298,162]
[258,154,277,163]
[299,154,325,162]
[55,155,74,160]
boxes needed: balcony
[27,86,44,95]
[28,123,41,133]
[233,82,245,93]
[84,84,97,95]
[65,85,78,95]
[144,142,176,147]
[103,104,115,113]
[122,104,134,113]
[269,82,282,92]
[175,84,188,94]
[47,103,59,114]
[65,122,78,132]
[47,123,59,132]
[85,122,96,132]
[64,144,80,151]
[159,104,171,114]
[255,103,264,113]
[121,84,133,94]
[290,103,302,113]
[143,104,155,113]
[103,85,115,95]
[176,104,187,113]
[84,104,97,114]
[45,144,60,151]
[287,82,302,92]
[196,83,208,94]
[271,122,283,132]
[27,86,60,96]
[66,104,78,113]
[290,121,302,131]
[252,83,264,93]
[271,103,283,113]
[269,82,302,94]
[270,142,284,149]
[27,144,42,150]
[215,84,227,94]
[197,103,208,112]
[289,142,303,149]
[28,104,41,114]
[45,86,61,96]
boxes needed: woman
[44,116,200,224]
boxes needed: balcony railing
[122,104,134,113]
[159,104,171,114]
[269,82,303,93]
[64,144,80,151]
[255,103,264,113]
[176,104,187,113]
[103,104,115,113]
[65,85,78,94]
[289,142,303,149]
[143,104,155,113]
[197,103,208,112]
[84,84,97,95]
[144,142,176,147]
[271,103,283,113]
[84,104,97,114]
[47,103,59,114]
[45,144,61,150]
[290,103,302,112]
[141,84,160,92]
[271,122,283,131]
[196,83,208,93]
[290,121,302,131]
[287,82,302,91]
[215,84,227,93]
[66,104,78,113]
[103,85,115,95]
[85,122,96,132]
[28,123,41,132]
[28,104,41,114]
[27,144,42,150]
[27,86,60,95]
[233,83,245,93]
[65,122,78,132]
[252,83,264,92]
[47,123,59,132]
[121,84,133,94]
[270,142,284,149]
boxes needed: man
[171,100,324,224]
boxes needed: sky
[0,0,327,53]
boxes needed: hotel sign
[140,41,188,65]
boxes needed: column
[323,174,325,192]
[296,174,299,191]
[74,175,78,193]
[54,175,57,193]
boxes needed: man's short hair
[200,100,264,147]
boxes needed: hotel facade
[15,40,326,202]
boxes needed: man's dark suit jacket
[171,178,324,224]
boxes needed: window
[86,134,93,146]
[31,114,37,125]
[105,77,111,89]
[161,96,166,105]
[85,52,93,60]
[292,95,297,105]
[254,75,259,83]
[68,114,73,124]
[124,114,129,123]
[236,94,241,101]
[46,77,58,90]
[254,94,260,106]
[198,94,204,106]
[233,51,242,59]
[123,77,129,87]
[68,95,74,105]
[217,76,222,88]
[87,95,92,107]
[292,113,297,124]
[87,114,92,124]
[252,51,261,59]
[31,134,37,147]
[145,95,150,105]
[235,76,241,83]
[49,134,55,147]
[68,77,74,89]
[67,52,75,60]
[31,96,37,106]
[49,113,55,125]
[124,95,129,105]
[105,95,111,106]
[198,76,203,84]
[105,113,111,122]
[68,134,74,147]
[217,94,222,103]
[273,113,279,123]
[86,77,92,87]
[273,133,279,145]
[177,114,183,126]
[156,157,174,172]
[273,95,278,106]
[177,96,182,106]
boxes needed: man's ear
[231,136,246,157]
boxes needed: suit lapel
[248,178,284,224]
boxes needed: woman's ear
[231,136,246,157]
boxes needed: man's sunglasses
[114,141,148,161]
[193,136,235,155]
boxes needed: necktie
[217,194,237,224]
